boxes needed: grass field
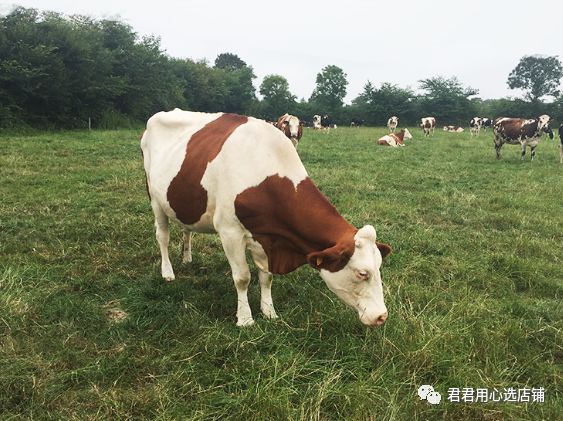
[1,126,562,420]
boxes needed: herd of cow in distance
[140,107,562,329]
[273,113,562,162]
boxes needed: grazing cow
[481,118,492,131]
[492,115,554,160]
[141,109,392,327]
[387,116,399,133]
[469,117,482,137]
[377,128,412,147]
[443,125,464,133]
[420,117,436,137]
[559,124,563,164]
[350,118,365,127]
[275,113,303,147]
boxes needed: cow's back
[141,109,307,231]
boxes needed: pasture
[1,126,561,420]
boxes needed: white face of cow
[319,225,389,326]
[287,116,300,139]
[313,115,321,124]
[538,114,550,130]
[403,128,412,139]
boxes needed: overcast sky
[3,0,563,103]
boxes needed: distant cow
[312,115,323,130]
[387,116,399,133]
[141,109,392,326]
[275,113,303,147]
[420,117,436,137]
[350,118,365,127]
[443,125,464,133]
[493,115,554,160]
[469,117,482,137]
[321,115,336,129]
[481,118,492,131]
[377,128,412,147]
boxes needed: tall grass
[1,127,561,420]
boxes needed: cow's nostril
[375,312,388,325]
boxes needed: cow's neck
[234,175,357,274]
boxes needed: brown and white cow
[387,116,399,133]
[377,128,412,147]
[275,113,303,147]
[420,117,436,137]
[493,115,554,160]
[443,125,464,133]
[141,109,392,327]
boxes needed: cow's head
[308,225,392,326]
[403,128,412,140]
[537,114,550,131]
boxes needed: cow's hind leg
[182,231,193,263]
[521,143,527,161]
[151,202,175,281]
[248,241,278,320]
[494,139,502,160]
[218,225,254,326]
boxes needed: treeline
[1,7,562,129]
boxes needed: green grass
[1,126,561,420]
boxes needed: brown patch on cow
[234,175,357,274]
[497,118,538,140]
[168,113,248,225]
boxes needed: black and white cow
[493,115,554,160]
[350,118,365,128]
[469,117,482,137]
[481,118,492,131]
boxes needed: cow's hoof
[236,318,255,327]
[162,274,175,282]
[182,255,192,264]
[261,306,278,320]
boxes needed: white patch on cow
[319,225,388,326]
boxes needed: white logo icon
[418,385,441,405]
[427,391,442,405]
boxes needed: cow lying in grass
[141,109,392,327]
[377,128,412,147]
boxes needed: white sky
[3,0,563,103]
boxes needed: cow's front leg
[248,241,277,319]
[219,227,254,327]
[182,231,192,263]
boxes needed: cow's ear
[307,244,351,272]
[376,242,392,258]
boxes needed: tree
[507,55,563,102]
[214,52,247,71]
[418,76,478,124]
[259,74,296,119]
[309,65,348,114]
